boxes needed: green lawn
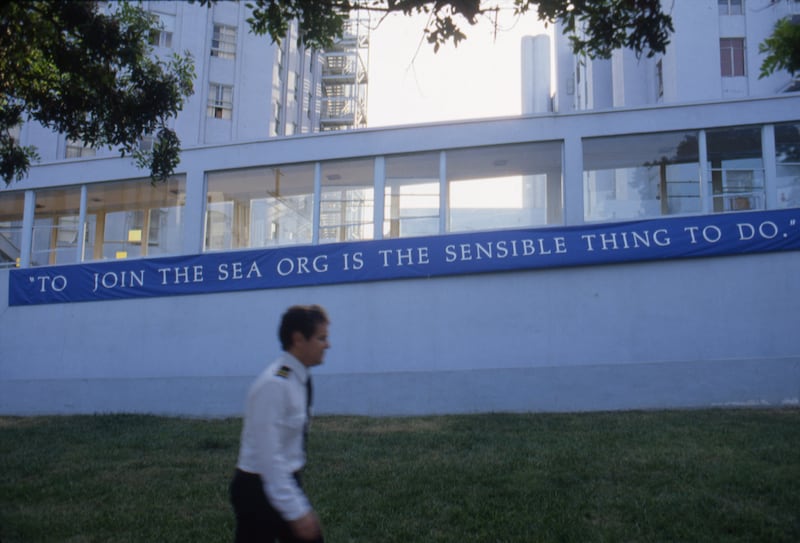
[1,408,798,542]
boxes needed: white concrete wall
[1,249,798,417]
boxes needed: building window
[0,191,25,269]
[448,142,563,231]
[8,124,20,143]
[384,152,441,238]
[320,158,375,243]
[706,125,765,212]
[211,24,236,59]
[205,164,314,251]
[775,122,800,208]
[31,187,83,266]
[148,13,174,49]
[65,139,96,159]
[583,131,701,222]
[718,0,743,15]
[720,38,746,77]
[207,84,233,119]
[138,133,155,152]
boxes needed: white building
[4,0,369,266]
[546,0,800,112]
[17,0,369,162]
[0,3,798,417]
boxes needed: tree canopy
[759,16,800,79]
[0,0,194,185]
[236,0,674,57]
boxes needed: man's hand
[290,511,322,541]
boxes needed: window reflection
[447,142,563,232]
[85,177,185,261]
[320,158,374,243]
[0,191,25,268]
[583,131,700,222]
[706,126,764,212]
[31,186,83,266]
[205,165,314,251]
[384,152,440,238]
[775,122,800,209]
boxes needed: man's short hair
[279,304,330,351]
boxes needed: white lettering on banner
[684,225,722,244]
[9,211,800,306]
[158,265,204,285]
[91,270,145,292]
[342,252,365,271]
[218,261,262,281]
[443,238,567,263]
[35,274,68,292]
[276,255,329,276]
[378,247,430,267]
[581,230,671,251]
[737,221,779,240]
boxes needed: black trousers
[230,469,324,543]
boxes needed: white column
[76,184,87,262]
[438,151,448,234]
[312,162,321,244]
[562,136,584,225]
[698,130,711,214]
[20,190,35,268]
[762,124,777,210]
[182,168,206,254]
[373,157,385,240]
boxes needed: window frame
[720,38,746,77]
[207,83,234,120]
[718,0,744,15]
[210,24,237,60]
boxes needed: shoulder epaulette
[275,365,292,379]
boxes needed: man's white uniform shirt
[236,352,311,521]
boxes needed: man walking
[230,304,330,542]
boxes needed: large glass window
[446,142,562,233]
[31,186,83,266]
[775,122,800,209]
[706,126,764,212]
[384,152,440,238]
[320,158,374,243]
[0,190,24,268]
[86,176,185,261]
[205,165,314,251]
[583,131,701,222]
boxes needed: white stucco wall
[2,248,798,417]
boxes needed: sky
[366,5,551,127]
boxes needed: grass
[1,409,799,543]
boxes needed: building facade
[2,0,369,268]
[0,3,798,417]
[544,0,800,113]
[1,95,799,416]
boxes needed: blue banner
[8,209,800,306]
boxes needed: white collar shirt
[236,352,312,521]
